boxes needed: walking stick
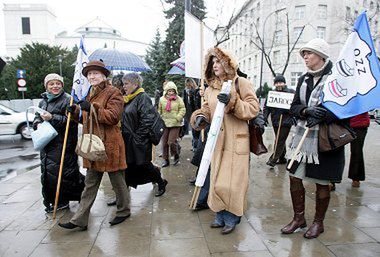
[53,96,74,219]
[287,128,310,170]
[273,114,283,158]
[152,144,156,164]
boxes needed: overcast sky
[0,0,245,56]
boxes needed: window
[346,7,351,20]
[295,6,305,20]
[21,17,30,34]
[273,50,280,65]
[291,72,303,87]
[318,5,327,19]
[293,27,303,41]
[248,58,252,70]
[317,26,326,39]
[254,55,258,67]
[274,30,283,44]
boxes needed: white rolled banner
[195,80,232,187]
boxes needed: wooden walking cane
[190,21,205,210]
[273,114,283,158]
[287,128,310,170]
[53,96,74,219]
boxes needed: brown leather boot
[281,178,307,234]
[304,184,330,239]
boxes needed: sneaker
[173,154,180,166]
[161,159,170,168]
[57,203,70,211]
[277,158,287,164]
[45,205,53,213]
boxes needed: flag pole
[273,114,283,158]
[53,95,74,219]
[190,21,205,210]
[287,128,310,170]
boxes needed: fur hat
[82,60,110,77]
[299,38,330,59]
[44,73,64,88]
[274,74,286,84]
[204,47,238,85]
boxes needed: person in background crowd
[59,60,130,230]
[263,74,295,167]
[191,47,259,234]
[33,73,84,213]
[158,81,186,168]
[121,72,168,196]
[348,112,370,187]
[282,38,345,239]
[183,78,202,150]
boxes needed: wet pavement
[0,123,380,257]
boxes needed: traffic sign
[18,87,27,91]
[17,78,26,87]
[17,69,26,78]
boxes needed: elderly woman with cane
[191,47,259,234]
[282,38,345,239]
[59,60,131,230]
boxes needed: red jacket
[350,113,370,128]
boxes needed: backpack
[149,109,166,145]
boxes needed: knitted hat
[82,60,110,77]
[299,38,329,59]
[44,73,64,88]
[274,74,286,84]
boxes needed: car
[0,104,35,139]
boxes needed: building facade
[221,0,380,90]
[3,4,149,59]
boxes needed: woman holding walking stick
[191,47,259,234]
[282,38,345,239]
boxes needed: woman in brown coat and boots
[59,60,131,230]
[191,47,259,234]
[282,38,345,239]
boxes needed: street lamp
[258,7,286,103]
[57,54,63,76]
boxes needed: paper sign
[266,91,295,109]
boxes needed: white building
[221,0,380,90]
[3,4,149,59]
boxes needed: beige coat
[191,47,259,216]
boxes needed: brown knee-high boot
[281,177,307,234]
[304,183,330,239]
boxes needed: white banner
[185,11,215,79]
[266,91,295,109]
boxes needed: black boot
[109,214,130,226]
[155,179,168,197]
[161,159,170,168]
[58,222,87,231]
[173,154,180,165]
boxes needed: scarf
[123,88,145,104]
[46,90,63,102]
[288,62,330,164]
[165,95,177,112]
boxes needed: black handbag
[149,111,166,146]
[318,122,356,152]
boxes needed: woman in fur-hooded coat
[191,47,259,233]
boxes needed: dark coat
[183,88,201,120]
[290,61,345,181]
[33,91,84,206]
[121,91,156,165]
[263,87,296,127]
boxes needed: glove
[306,116,324,128]
[217,93,230,105]
[303,106,326,119]
[194,115,208,129]
[78,100,91,112]
[66,105,76,114]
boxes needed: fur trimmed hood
[204,47,238,87]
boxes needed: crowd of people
[33,38,371,238]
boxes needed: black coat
[122,91,156,165]
[290,61,345,182]
[33,92,84,205]
[263,87,296,127]
[183,88,201,120]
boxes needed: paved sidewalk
[0,124,380,257]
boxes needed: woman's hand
[40,111,53,121]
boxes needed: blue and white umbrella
[89,48,151,72]
[168,65,185,75]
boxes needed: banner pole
[273,114,283,158]
[287,128,310,170]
